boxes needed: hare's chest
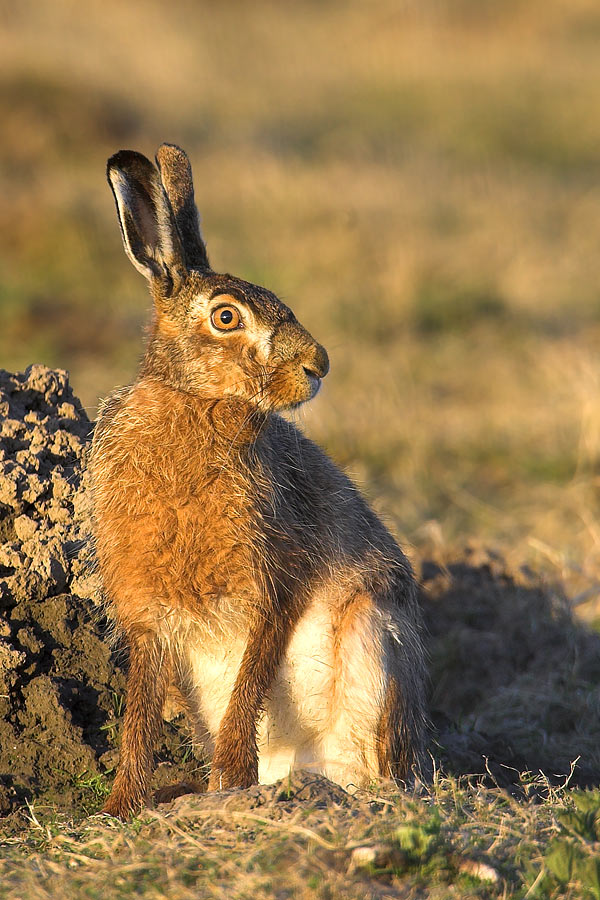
[132,473,263,610]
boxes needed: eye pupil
[210,302,241,331]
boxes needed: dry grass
[1,770,598,899]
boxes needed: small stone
[348,843,407,874]
[456,857,499,883]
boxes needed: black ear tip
[108,149,140,168]
[106,150,156,181]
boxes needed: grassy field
[2,0,600,895]
[2,772,600,900]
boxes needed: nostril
[303,366,320,380]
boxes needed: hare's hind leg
[375,672,424,782]
[103,631,171,819]
[320,591,426,789]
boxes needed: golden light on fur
[91,143,427,819]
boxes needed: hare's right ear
[107,150,187,294]
[156,143,210,270]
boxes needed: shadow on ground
[421,547,600,790]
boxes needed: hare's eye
[211,305,242,331]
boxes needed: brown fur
[376,675,410,780]
[102,630,171,819]
[92,144,427,818]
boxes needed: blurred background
[2,0,600,611]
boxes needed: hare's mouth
[303,368,322,400]
[261,363,323,411]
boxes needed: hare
[90,143,427,819]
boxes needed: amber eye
[211,305,242,331]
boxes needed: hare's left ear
[156,143,210,271]
[107,150,187,294]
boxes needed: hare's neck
[140,331,192,394]
[133,377,268,451]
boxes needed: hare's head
[107,144,328,411]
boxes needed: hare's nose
[305,344,329,380]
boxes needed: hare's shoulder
[93,386,133,444]
[264,415,373,525]
[265,414,353,491]
[263,416,407,569]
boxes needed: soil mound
[165,769,352,821]
[0,366,599,821]
[0,366,191,817]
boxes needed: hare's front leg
[103,630,171,819]
[208,613,293,791]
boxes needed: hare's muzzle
[302,343,329,398]
[303,343,329,380]
[269,322,329,407]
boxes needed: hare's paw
[154,781,204,804]
[208,742,258,791]
[102,787,145,820]
[208,765,257,792]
